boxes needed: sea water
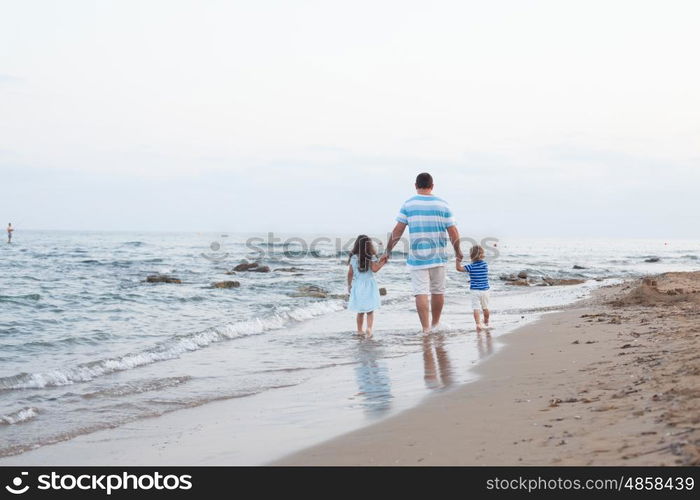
[1,231,697,459]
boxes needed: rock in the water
[291,285,329,298]
[517,271,528,279]
[146,274,181,284]
[379,287,387,296]
[224,271,237,275]
[499,274,518,281]
[211,281,240,289]
[233,262,271,272]
[233,262,259,272]
[644,257,660,263]
[573,265,587,269]
[542,277,586,286]
[506,279,530,287]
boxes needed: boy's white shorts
[410,266,446,295]
[470,290,490,310]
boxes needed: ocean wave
[175,295,208,302]
[0,300,345,391]
[17,331,113,350]
[109,260,134,268]
[681,254,698,260]
[247,249,406,260]
[0,383,301,458]
[80,258,163,266]
[0,294,41,302]
[379,294,414,306]
[0,407,38,425]
[258,360,361,374]
[81,376,192,399]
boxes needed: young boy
[456,245,490,332]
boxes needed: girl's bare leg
[356,313,365,334]
[473,310,482,332]
[366,311,374,336]
[483,308,490,326]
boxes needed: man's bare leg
[415,295,431,333]
[430,293,444,329]
[483,308,490,327]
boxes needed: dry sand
[276,272,700,465]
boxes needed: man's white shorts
[470,290,490,310]
[410,266,446,295]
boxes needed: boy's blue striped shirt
[464,260,490,290]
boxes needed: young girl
[347,234,387,336]
[456,244,491,332]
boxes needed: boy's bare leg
[483,308,490,326]
[416,295,431,333]
[473,310,482,332]
[365,311,374,336]
[430,294,444,328]
[356,313,365,334]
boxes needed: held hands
[379,254,389,265]
[455,251,464,272]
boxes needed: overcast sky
[1,0,698,237]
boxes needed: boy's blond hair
[470,245,485,262]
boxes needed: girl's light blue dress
[348,255,381,313]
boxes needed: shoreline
[276,272,700,465]
[2,273,697,466]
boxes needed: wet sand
[3,273,697,466]
[276,272,700,465]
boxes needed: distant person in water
[7,223,13,243]
[385,173,463,334]
[456,244,491,332]
[347,235,387,336]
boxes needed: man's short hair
[415,172,433,189]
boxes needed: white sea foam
[0,407,38,425]
[0,300,346,390]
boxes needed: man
[7,222,13,244]
[385,173,463,333]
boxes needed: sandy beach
[2,271,697,466]
[277,271,700,466]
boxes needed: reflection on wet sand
[353,338,393,417]
[477,332,494,359]
[422,333,454,390]
[351,328,492,415]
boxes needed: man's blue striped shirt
[395,194,455,269]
